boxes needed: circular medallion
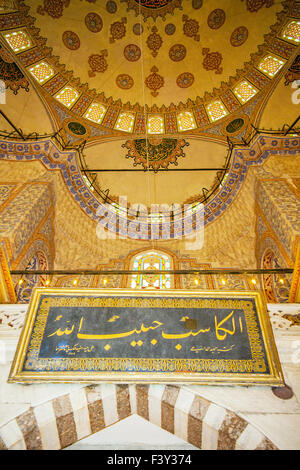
[165,23,176,35]
[116,74,134,90]
[62,31,80,50]
[230,26,249,47]
[124,44,141,62]
[169,44,186,62]
[67,121,87,136]
[176,72,194,88]
[106,0,117,13]
[133,23,143,35]
[85,12,103,33]
[207,9,226,30]
[225,118,245,134]
[192,0,203,9]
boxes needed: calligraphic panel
[8,289,284,386]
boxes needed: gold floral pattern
[241,0,274,13]
[122,137,189,171]
[116,74,134,89]
[120,0,183,21]
[37,0,70,19]
[169,43,186,62]
[207,8,226,30]
[230,26,248,47]
[145,66,164,97]
[88,50,108,77]
[109,17,127,43]
[202,48,223,75]
[182,15,200,41]
[176,72,194,88]
[85,12,103,33]
[124,43,141,62]
[146,26,163,58]
[62,31,80,50]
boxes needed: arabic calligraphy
[48,310,244,351]
[55,343,94,355]
[190,345,235,354]
[20,293,273,379]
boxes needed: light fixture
[73,279,78,286]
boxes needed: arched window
[129,250,173,289]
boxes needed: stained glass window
[115,112,135,132]
[177,111,196,131]
[4,30,32,53]
[55,86,79,108]
[233,80,257,103]
[206,100,228,122]
[258,55,285,78]
[282,20,300,44]
[28,61,55,84]
[147,115,164,134]
[130,251,172,289]
[84,102,106,124]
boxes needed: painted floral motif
[122,137,189,171]
[120,0,183,21]
[192,0,203,9]
[134,0,172,7]
[169,44,186,62]
[0,45,29,94]
[207,9,226,30]
[133,23,143,35]
[182,15,200,41]
[37,0,70,19]
[241,0,274,13]
[146,26,163,57]
[62,31,80,50]
[109,18,127,43]
[176,72,194,88]
[106,0,117,13]
[116,74,134,89]
[202,48,223,74]
[145,66,164,97]
[85,12,103,33]
[88,50,108,77]
[124,44,141,62]
[165,23,176,35]
[230,26,248,47]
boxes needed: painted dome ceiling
[0,0,299,239]
[3,0,298,137]
[23,0,284,109]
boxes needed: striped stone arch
[0,384,277,450]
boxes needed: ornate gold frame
[8,288,284,386]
